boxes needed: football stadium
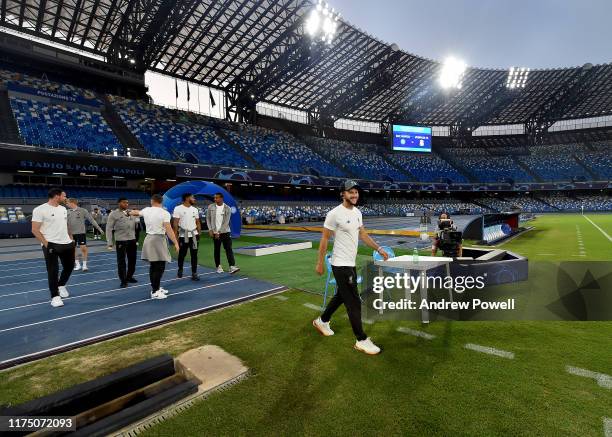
[0,0,610,435]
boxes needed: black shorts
[73,233,87,246]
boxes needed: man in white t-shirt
[313,180,389,355]
[31,187,75,308]
[172,193,201,281]
[130,194,180,300]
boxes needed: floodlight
[506,67,529,89]
[439,57,467,89]
[306,1,339,44]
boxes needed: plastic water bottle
[413,247,419,263]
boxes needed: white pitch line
[0,285,286,367]
[0,268,179,298]
[0,266,130,283]
[396,327,435,340]
[566,366,612,389]
[464,343,515,359]
[0,253,117,269]
[604,417,612,437]
[0,278,249,333]
[273,295,289,301]
[0,272,217,313]
[584,215,612,243]
[303,303,322,311]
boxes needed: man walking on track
[132,194,180,299]
[173,193,201,281]
[205,193,239,274]
[106,197,139,288]
[66,198,104,272]
[31,188,75,308]
[313,180,389,355]
[92,208,103,240]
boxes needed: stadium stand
[519,145,592,181]
[0,206,26,222]
[224,125,345,176]
[109,95,250,166]
[385,152,468,183]
[9,98,122,153]
[445,147,533,182]
[307,137,412,181]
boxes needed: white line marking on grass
[396,327,435,340]
[566,366,612,389]
[303,303,322,311]
[604,417,612,437]
[362,319,374,325]
[464,343,515,359]
[274,295,289,301]
[584,216,612,243]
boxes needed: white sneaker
[312,317,334,336]
[159,287,169,295]
[229,266,240,274]
[74,261,81,271]
[150,290,167,300]
[216,266,224,273]
[354,337,381,355]
[82,262,88,272]
[58,286,69,298]
[50,296,64,307]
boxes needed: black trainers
[191,273,200,281]
[127,278,138,283]
[120,282,128,288]
[177,269,183,278]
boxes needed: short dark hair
[48,187,64,199]
[182,192,193,202]
[151,193,163,204]
[214,192,224,199]
[117,197,128,203]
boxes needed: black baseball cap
[340,180,360,192]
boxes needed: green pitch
[1,213,610,436]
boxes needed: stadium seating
[519,145,591,181]
[0,206,26,223]
[10,97,122,154]
[0,68,99,101]
[386,152,468,183]
[224,126,345,177]
[110,96,250,166]
[308,138,411,181]
[0,185,149,200]
[445,148,533,182]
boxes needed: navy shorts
[73,233,87,246]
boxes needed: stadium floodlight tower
[439,56,467,89]
[305,0,340,44]
[506,67,530,89]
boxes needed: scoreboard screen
[391,124,432,152]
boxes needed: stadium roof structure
[2,0,612,132]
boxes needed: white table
[373,255,454,323]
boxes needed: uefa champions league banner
[6,83,101,107]
[175,164,611,192]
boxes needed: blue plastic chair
[321,253,362,310]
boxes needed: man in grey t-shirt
[66,198,103,272]
[106,197,139,288]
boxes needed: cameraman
[431,212,463,257]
